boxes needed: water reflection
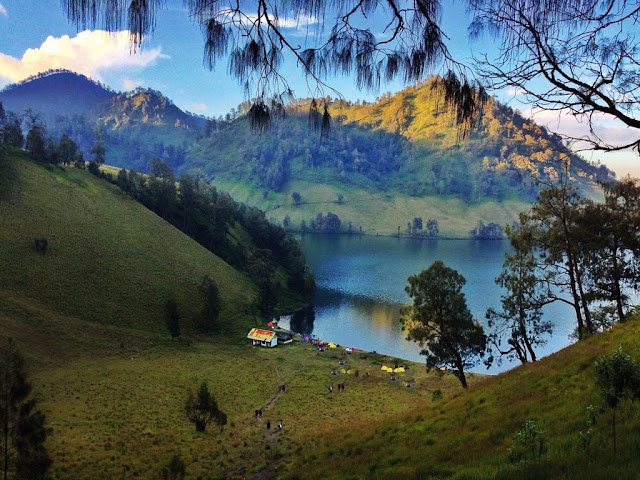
[297,234,579,373]
[288,304,315,335]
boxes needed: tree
[292,191,302,205]
[471,0,640,153]
[147,158,177,220]
[486,228,552,365]
[520,169,594,337]
[199,276,220,333]
[400,261,487,388]
[90,127,106,164]
[25,123,46,162]
[578,180,640,324]
[159,454,185,480]
[165,299,181,339]
[426,219,439,237]
[184,382,227,432]
[594,346,640,454]
[58,134,78,166]
[0,338,51,480]
[2,113,23,148]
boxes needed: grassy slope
[0,150,477,479]
[212,178,529,238]
[0,150,254,336]
[3,149,637,480]
[283,320,640,480]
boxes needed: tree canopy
[401,260,486,388]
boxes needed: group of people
[265,420,283,431]
[328,383,346,393]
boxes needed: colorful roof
[247,328,276,342]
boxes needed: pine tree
[0,338,51,480]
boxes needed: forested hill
[0,70,116,117]
[0,70,205,170]
[190,80,613,204]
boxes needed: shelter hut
[247,328,277,348]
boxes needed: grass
[281,321,640,479]
[2,149,639,479]
[211,178,530,238]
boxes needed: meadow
[2,151,638,479]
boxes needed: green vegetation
[0,149,255,335]
[184,382,227,432]
[284,318,640,479]
[0,337,51,480]
[186,81,611,236]
[1,145,640,480]
[401,261,487,388]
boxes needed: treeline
[190,83,615,204]
[487,169,640,366]
[111,160,316,313]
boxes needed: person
[266,420,271,430]
[329,385,333,393]
[277,421,283,431]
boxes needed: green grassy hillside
[1,148,638,480]
[283,320,640,480]
[0,149,255,335]
[214,178,531,238]
[188,81,611,237]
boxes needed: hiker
[277,421,283,431]
[329,385,333,393]
[266,420,271,430]
[255,409,259,419]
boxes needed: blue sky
[0,0,637,176]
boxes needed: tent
[328,342,337,349]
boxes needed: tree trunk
[565,252,586,337]
[4,374,8,480]
[613,407,616,455]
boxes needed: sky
[0,0,638,176]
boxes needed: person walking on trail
[266,420,271,430]
[278,421,283,431]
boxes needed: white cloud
[122,77,142,90]
[0,30,168,83]
[525,106,640,177]
[505,87,524,97]
[0,3,8,18]
[191,102,207,112]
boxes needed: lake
[280,234,578,373]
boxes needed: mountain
[0,70,205,170]
[0,69,116,118]
[1,72,614,237]
[187,81,613,236]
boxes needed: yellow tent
[393,367,405,373]
[381,365,390,371]
[328,342,337,349]
[340,368,347,374]
[439,366,446,371]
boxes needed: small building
[247,328,277,348]
[275,331,294,344]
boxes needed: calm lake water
[281,234,577,374]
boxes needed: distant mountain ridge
[0,70,116,118]
[0,70,206,170]
[0,71,614,236]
